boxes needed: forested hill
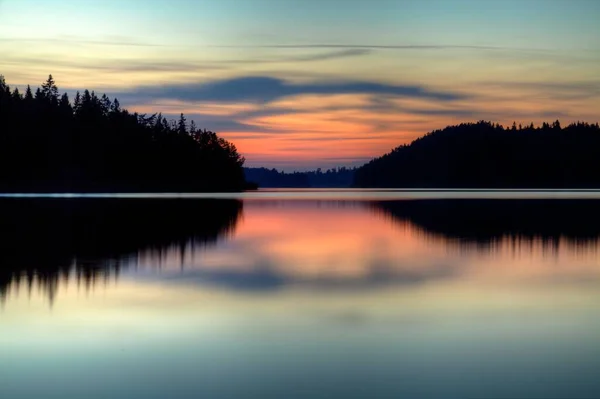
[353,120,600,188]
[0,75,246,192]
[244,167,355,188]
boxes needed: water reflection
[2,196,600,398]
[4,198,600,302]
[372,199,600,243]
[0,198,242,303]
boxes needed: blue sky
[3,0,598,48]
[1,0,599,169]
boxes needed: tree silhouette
[354,120,600,188]
[0,74,248,192]
[244,166,356,188]
[40,74,59,104]
[24,85,33,101]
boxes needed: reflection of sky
[120,200,600,291]
[1,0,599,169]
[3,200,600,398]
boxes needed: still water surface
[2,190,600,398]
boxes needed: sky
[1,0,599,170]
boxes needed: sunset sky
[1,0,599,170]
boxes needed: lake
[2,190,600,399]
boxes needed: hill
[353,120,600,188]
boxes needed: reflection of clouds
[145,259,460,293]
[127,200,600,295]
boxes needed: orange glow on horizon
[121,88,600,169]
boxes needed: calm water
[2,190,600,398]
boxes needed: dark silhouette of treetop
[244,166,356,188]
[0,74,247,192]
[41,74,59,104]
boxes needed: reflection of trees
[371,199,600,247]
[0,199,242,303]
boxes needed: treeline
[244,167,355,188]
[354,120,600,188]
[0,75,246,192]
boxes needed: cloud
[290,48,370,61]
[224,49,372,64]
[0,35,162,47]
[158,113,272,133]
[0,49,370,77]
[488,81,600,100]
[118,76,468,104]
[207,44,522,51]
[0,56,226,74]
[0,37,542,52]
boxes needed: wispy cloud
[205,43,542,51]
[156,114,271,134]
[0,35,162,47]
[0,56,226,74]
[246,48,371,63]
[0,37,544,51]
[484,81,600,101]
[118,75,468,104]
[0,49,371,77]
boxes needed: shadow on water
[371,199,600,247]
[0,198,243,303]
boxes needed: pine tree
[162,116,170,131]
[101,94,111,116]
[41,74,59,104]
[12,87,22,100]
[110,98,121,114]
[82,90,92,106]
[59,93,72,114]
[90,91,99,107]
[24,85,33,102]
[178,113,187,135]
[73,91,82,114]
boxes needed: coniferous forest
[354,121,600,188]
[0,75,246,192]
[244,166,356,188]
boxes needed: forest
[354,120,600,188]
[0,75,247,192]
[244,166,356,188]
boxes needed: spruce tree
[178,113,187,135]
[73,91,82,114]
[41,74,59,104]
[24,86,33,102]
